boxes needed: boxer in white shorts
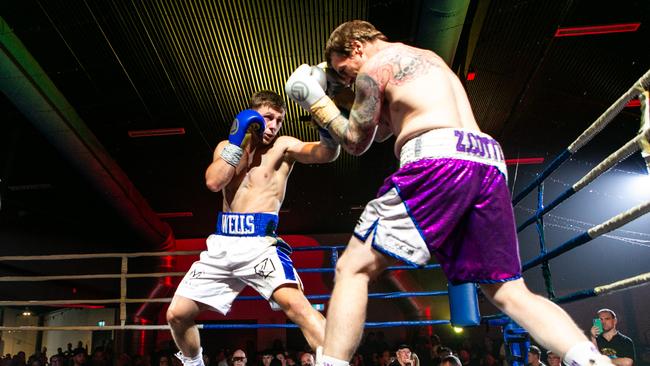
[175,212,301,315]
[166,91,339,366]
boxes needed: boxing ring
[1,70,649,362]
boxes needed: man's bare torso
[222,136,293,214]
[365,43,481,156]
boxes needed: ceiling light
[554,23,640,37]
[505,157,545,165]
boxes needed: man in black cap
[390,345,413,366]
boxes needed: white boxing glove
[285,64,341,128]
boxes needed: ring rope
[568,69,650,153]
[512,68,650,205]
[0,319,451,332]
[523,199,650,270]
[517,128,650,232]
[0,264,442,282]
[484,271,650,321]
[0,246,347,262]
[0,250,202,261]
[0,290,449,307]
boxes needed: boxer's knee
[481,278,531,310]
[166,296,199,328]
[334,235,388,282]
[273,286,319,323]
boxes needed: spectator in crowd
[440,356,462,366]
[480,354,497,366]
[156,354,171,366]
[232,350,247,366]
[261,351,275,366]
[590,309,636,366]
[379,350,392,366]
[215,350,228,366]
[527,346,545,366]
[71,349,87,366]
[275,353,286,366]
[546,351,561,366]
[390,345,412,366]
[90,348,109,366]
[50,355,64,366]
[437,348,453,361]
[64,345,74,359]
[299,354,314,366]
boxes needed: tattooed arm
[325,73,383,156]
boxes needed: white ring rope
[572,128,650,192]
[0,272,186,282]
[0,250,201,261]
[587,199,650,238]
[594,272,650,295]
[568,68,650,153]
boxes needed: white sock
[564,342,606,366]
[175,348,205,366]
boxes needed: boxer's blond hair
[325,20,387,65]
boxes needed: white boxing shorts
[174,212,302,315]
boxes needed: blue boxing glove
[229,109,265,146]
[220,109,265,167]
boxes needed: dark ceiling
[0,0,648,310]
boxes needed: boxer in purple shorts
[354,128,521,284]
[286,20,611,366]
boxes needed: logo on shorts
[189,269,203,279]
[254,258,276,278]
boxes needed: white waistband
[399,128,507,176]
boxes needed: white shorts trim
[353,187,431,266]
[400,128,507,178]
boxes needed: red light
[72,287,77,294]
[163,255,173,268]
[128,128,186,138]
[626,99,641,107]
[554,23,640,37]
[138,330,146,355]
[505,157,545,165]
[466,72,476,81]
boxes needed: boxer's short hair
[250,91,285,112]
[325,20,387,64]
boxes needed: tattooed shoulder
[371,46,439,85]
